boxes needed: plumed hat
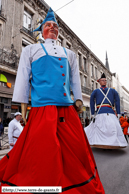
[97,73,106,82]
[33,8,58,32]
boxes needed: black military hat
[97,73,106,82]
[101,73,106,79]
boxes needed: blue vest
[90,87,120,115]
[31,44,74,107]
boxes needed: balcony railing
[81,86,93,95]
[20,26,36,39]
[0,45,19,70]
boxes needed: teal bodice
[31,44,73,107]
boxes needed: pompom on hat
[97,73,106,82]
[33,7,58,32]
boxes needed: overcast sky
[45,0,129,90]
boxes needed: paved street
[92,143,129,194]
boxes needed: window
[66,42,71,49]
[83,58,87,72]
[57,37,63,46]
[95,67,97,79]
[0,1,1,15]
[1,97,8,103]
[91,64,94,77]
[98,72,101,79]
[22,44,26,49]
[80,73,83,85]
[107,79,110,88]
[91,81,94,91]
[84,76,87,87]
[0,23,2,31]
[0,23,2,39]
[22,38,32,50]
[77,53,81,69]
[23,10,32,30]
[108,80,111,88]
[96,82,98,89]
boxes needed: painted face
[42,21,58,40]
[99,79,107,86]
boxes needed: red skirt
[0,105,105,194]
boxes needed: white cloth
[8,118,23,150]
[84,113,128,147]
[12,39,82,104]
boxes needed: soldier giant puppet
[0,8,105,193]
[84,73,127,149]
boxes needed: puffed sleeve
[67,49,83,102]
[12,46,32,103]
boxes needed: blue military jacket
[90,87,120,115]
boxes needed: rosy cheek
[43,28,49,38]
[43,29,48,36]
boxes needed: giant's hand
[74,100,83,114]
[10,143,14,147]
[21,103,27,125]
[91,115,94,121]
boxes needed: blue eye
[45,24,50,27]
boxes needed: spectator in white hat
[8,112,23,150]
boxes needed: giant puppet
[0,8,105,193]
[84,73,127,149]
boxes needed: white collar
[44,39,56,46]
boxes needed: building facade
[112,73,129,115]
[121,86,129,115]
[0,0,112,124]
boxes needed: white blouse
[12,39,82,104]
